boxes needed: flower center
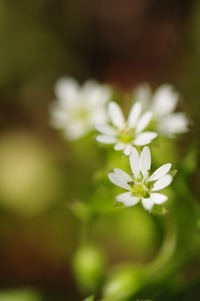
[73,107,88,121]
[129,181,149,198]
[118,125,135,143]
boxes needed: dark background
[0,0,200,300]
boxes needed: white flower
[108,146,174,211]
[50,77,112,140]
[95,101,157,155]
[134,84,189,136]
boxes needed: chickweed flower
[134,84,189,137]
[95,101,157,155]
[50,77,112,140]
[108,146,174,211]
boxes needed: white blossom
[50,77,112,140]
[108,146,174,211]
[95,101,157,155]
[134,84,189,136]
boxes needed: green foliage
[0,290,42,301]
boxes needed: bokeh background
[1,0,200,300]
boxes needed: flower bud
[72,245,106,292]
[102,265,145,301]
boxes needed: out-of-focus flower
[134,84,189,136]
[108,146,174,211]
[50,77,112,140]
[95,101,157,155]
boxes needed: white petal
[64,125,88,140]
[108,102,125,128]
[134,84,151,108]
[114,168,133,183]
[152,85,179,117]
[129,147,140,177]
[140,146,151,177]
[83,81,111,106]
[127,102,142,127]
[149,163,172,182]
[49,106,68,128]
[55,77,79,106]
[152,174,173,192]
[82,80,99,102]
[123,144,132,156]
[95,124,117,135]
[116,192,140,207]
[158,113,189,135]
[114,142,126,151]
[92,109,108,124]
[136,111,152,133]
[108,171,131,190]
[150,193,168,204]
[134,132,157,146]
[142,198,154,210]
[96,135,117,144]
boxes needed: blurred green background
[0,0,200,300]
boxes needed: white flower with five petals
[108,146,174,211]
[95,101,157,155]
[50,77,111,140]
[134,84,189,136]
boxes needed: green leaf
[169,169,177,177]
[151,205,168,216]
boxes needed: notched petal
[96,135,117,144]
[149,163,172,181]
[108,102,125,128]
[152,174,173,191]
[134,131,157,146]
[151,193,168,204]
[114,168,133,183]
[142,197,154,211]
[116,192,140,207]
[136,111,153,133]
[95,124,117,135]
[108,171,131,190]
[140,146,151,177]
[128,102,142,127]
[129,147,140,177]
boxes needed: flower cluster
[95,84,189,154]
[108,146,173,211]
[50,77,189,212]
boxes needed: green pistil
[129,182,149,198]
[119,126,134,143]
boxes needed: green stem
[146,216,177,276]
